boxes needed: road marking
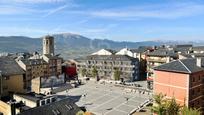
[91,95,121,110]
[56,81,150,115]
[104,95,136,115]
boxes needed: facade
[116,48,137,58]
[0,100,21,115]
[173,44,193,54]
[0,57,26,97]
[154,58,204,111]
[15,35,62,93]
[16,59,48,93]
[13,92,56,108]
[42,54,62,77]
[192,46,204,53]
[116,47,149,80]
[62,61,77,81]
[43,35,54,56]
[146,49,178,89]
[76,55,139,81]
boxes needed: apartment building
[13,92,56,108]
[146,49,178,89]
[154,58,204,112]
[0,56,26,97]
[76,55,139,81]
[42,54,62,77]
[173,44,193,54]
[192,46,204,53]
[116,47,149,80]
[16,58,48,93]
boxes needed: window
[46,99,50,104]
[4,76,9,80]
[41,100,45,106]
[192,77,195,82]
[192,90,195,95]
[51,97,56,102]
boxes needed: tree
[151,93,167,115]
[91,66,98,78]
[76,111,84,115]
[114,68,121,81]
[151,93,201,115]
[80,68,87,77]
[164,97,180,115]
[181,106,201,115]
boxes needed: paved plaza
[56,80,151,115]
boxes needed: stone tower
[43,35,54,55]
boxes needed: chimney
[166,56,170,63]
[196,58,202,67]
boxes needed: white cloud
[74,2,204,19]
[43,4,68,17]
[0,5,43,14]
[0,0,65,4]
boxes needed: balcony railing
[147,58,167,63]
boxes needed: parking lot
[56,80,151,115]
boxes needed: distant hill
[0,33,203,59]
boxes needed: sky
[0,0,204,42]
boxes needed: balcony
[147,58,167,63]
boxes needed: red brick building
[154,58,204,111]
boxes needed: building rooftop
[21,59,47,65]
[192,46,204,51]
[0,56,25,76]
[14,92,53,102]
[147,49,177,57]
[173,45,192,53]
[175,44,193,48]
[18,98,81,115]
[79,55,138,61]
[154,58,204,73]
[179,53,193,58]
[104,49,117,54]
[43,54,62,60]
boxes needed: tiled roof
[18,98,81,115]
[175,44,192,48]
[147,49,177,57]
[21,59,47,65]
[192,46,204,51]
[154,58,204,73]
[43,54,62,59]
[190,53,204,57]
[81,55,138,61]
[0,56,25,76]
[129,47,148,53]
[104,49,117,54]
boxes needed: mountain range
[0,33,203,59]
